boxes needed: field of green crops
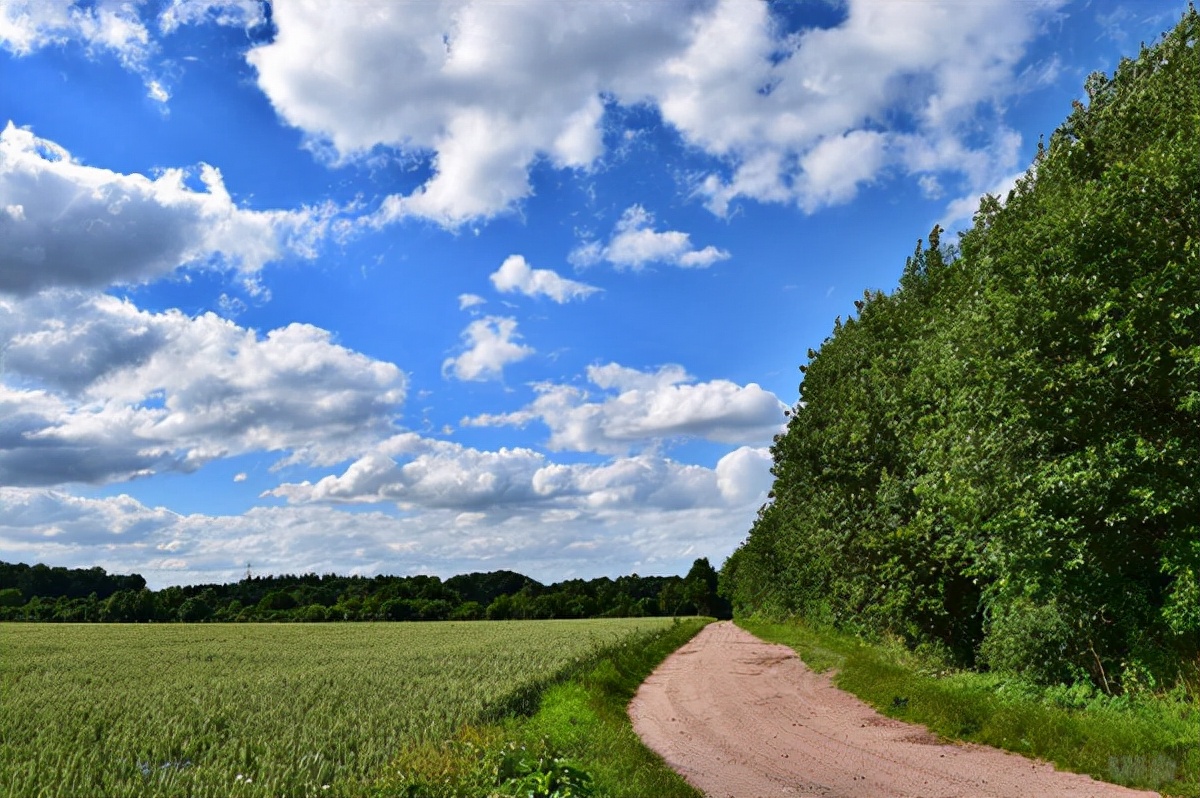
[0,618,675,797]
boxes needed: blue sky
[0,0,1186,587]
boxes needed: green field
[0,619,676,797]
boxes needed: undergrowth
[740,617,1200,797]
[369,618,709,797]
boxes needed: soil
[629,621,1159,798]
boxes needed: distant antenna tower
[244,562,253,581]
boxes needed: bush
[980,599,1082,685]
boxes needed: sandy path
[629,621,1158,798]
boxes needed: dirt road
[629,621,1157,798]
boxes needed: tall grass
[741,618,1200,797]
[371,617,710,797]
[0,619,674,797]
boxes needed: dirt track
[629,621,1158,798]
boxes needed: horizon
[0,0,1187,589]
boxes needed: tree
[722,7,1200,688]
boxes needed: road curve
[629,621,1158,798]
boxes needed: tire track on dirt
[629,621,1158,798]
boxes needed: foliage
[0,618,677,797]
[0,558,730,624]
[741,618,1199,796]
[722,8,1200,691]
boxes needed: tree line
[0,558,730,623]
[720,8,1199,692]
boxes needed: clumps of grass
[375,730,593,798]
[372,619,709,798]
[740,617,1199,797]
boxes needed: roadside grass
[370,618,708,797]
[740,618,1200,798]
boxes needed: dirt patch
[629,621,1158,798]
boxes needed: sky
[0,0,1187,588]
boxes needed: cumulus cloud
[570,206,730,271]
[5,1,1065,224]
[267,433,773,518]
[442,316,534,382]
[244,0,1062,226]
[0,459,772,587]
[0,123,330,295]
[676,0,1063,215]
[464,362,786,454]
[489,255,599,302]
[0,291,406,485]
[268,434,545,509]
[251,1,695,228]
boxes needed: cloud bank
[246,0,1063,226]
[0,292,406,485]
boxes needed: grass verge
[368,618,709,797]
[739,617,1199,797]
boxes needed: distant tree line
[0,558,730,623]
[721,9,1199,692]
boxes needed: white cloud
[0,0,150,65]
[0,0,170,101]
[268,433,545,509]
[464,362,786,454]
[0,291,407,485]
[250,1,695,228]
[0,123,330,295]
[3,1,1063,222]
[676,0,1057,215]
[267,433,774,518]
[442,316,534,382]
[489,255,599,303]
[0,1,269,103]
[570,206,730,271]
[244,0,1062,227]
[0,462,772,587]
[158,0,267,34]
[457,293,486,311]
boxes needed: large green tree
[723,8,1200,689]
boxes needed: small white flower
[236,775,244,782]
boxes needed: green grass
[370,617,710,797]
[740,618,1200,797]
[0,619,679,797]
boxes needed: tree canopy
[721,8,1200,691]
[0,558,730,624]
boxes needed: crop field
[0,618,675,797]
